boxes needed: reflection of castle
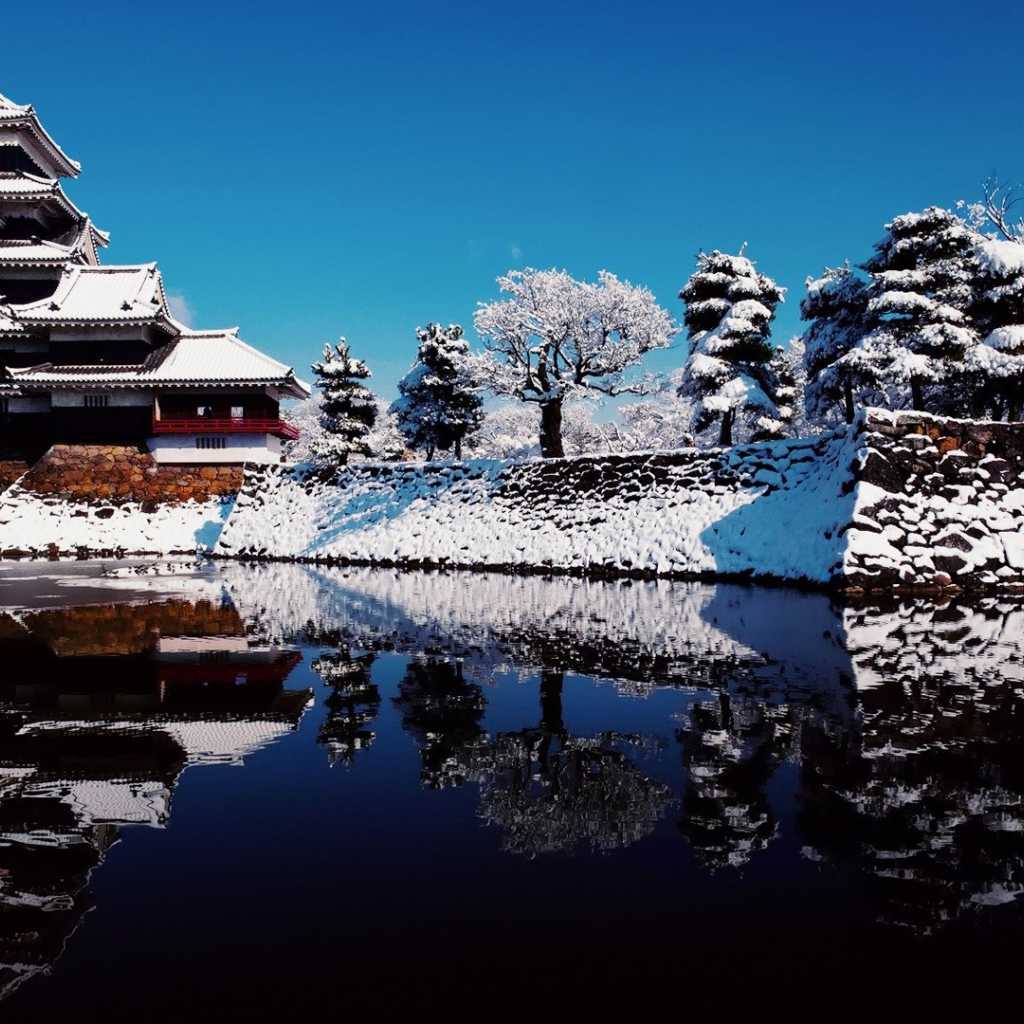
[0,598,310,999]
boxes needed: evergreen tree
[391,323,483,460]
[964,238,1024,420]
[859,207,979,413]
[309,338,377,464]
[800,265,877,425]
[679,249,787,446]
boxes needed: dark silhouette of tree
[470,670,673,856]
[311,648,379,766]
[392,656,487,788]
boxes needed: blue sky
[6,0,1023,399]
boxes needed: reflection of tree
[676,693,795,870]
[798,682,1024,932]
[392,657,486,788]
[470,671,673,857]
[311,649,379,766]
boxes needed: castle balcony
[152,416,299,441]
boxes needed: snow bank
[0,487,234,556]
[218,409,1024,591]
[218,424,865,585]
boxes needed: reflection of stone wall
[20,599,245,656]
[19,445,243,505]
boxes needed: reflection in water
[222,565,1024,930]
[797,598,1024,931]
[312,649,379,766]
[677,693,793,870]
[392,656,486,788]
[0,597,309,999]
[3,564,1024,1013]
[467,670,673,857]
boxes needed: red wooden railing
[152,417,300,440]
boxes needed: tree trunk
[539,398,564,458]
[718,408,734,447]
[454,437,462,460]
[910,376,924,411]
[844,380,855,424]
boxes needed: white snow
[0,487,235,556]
[217,423,865,585]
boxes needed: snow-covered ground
[0,488,233,556]
[218,424,863,584]
[2,410,1022,589]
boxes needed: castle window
[196,436,227,450]
[84,394,110,408]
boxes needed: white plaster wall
[149,433,281,464]
[6,394,49,412]
[51,390,151,407]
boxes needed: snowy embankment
[218,422,864,585]
[219,409,1024,590]
[0,490,233,556]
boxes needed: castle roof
[0,92,80,178]
[7,325,311,397]
[0,220,108,267]
[10,263,171,326]
[0,172,93,225]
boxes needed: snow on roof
[0,223,104,267]
[0,92,80,177]
[151,326,311,395]
[0,303,19,333]
[10,263,170,325]
[8,325,311,396]
[0,172,88,221]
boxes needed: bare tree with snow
[473,268,678,458]
[679,249,788,446]
[462,401,540,460]
[391,323,483,460]
[614,371,696,451]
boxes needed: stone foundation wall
[220,410,1024,593]
[18,445,244,505]
[842,411,1024,592]
[0,460,28,492]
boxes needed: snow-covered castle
[0,92,308,464]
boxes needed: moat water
[1,560,1022,1018]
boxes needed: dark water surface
[1,561,1023,1018]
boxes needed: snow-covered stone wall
[219,423,865,584]
[217,410,1024,592]
[842,412,1024,590]
[3,412,1022,587]
[0,445,242,556]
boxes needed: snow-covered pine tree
[391,323,483,460]
[679,249,787,446]
[309,338,377,464]
[800,265,877,425]
[859,207,980,413]
[965,237,1024,420]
